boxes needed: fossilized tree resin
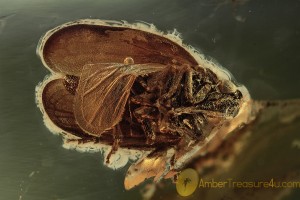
[35,19,252,189]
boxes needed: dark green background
[0,0,299,199]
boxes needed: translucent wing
[74,63,165,136]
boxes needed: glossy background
[0,0,299,199]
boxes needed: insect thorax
[128,64,243,144]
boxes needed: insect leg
[106,125,122,164]
[184,69,194,102]
[130,93,155,106]
[162,114,196,142]
[142,119,156,145]
[133,106,157,144]
[135,76,151,92]
[160,67,184,102]
[193,84,212,103]
[188,114,206,141]
[184,69,212,104]
[128,100,134,136]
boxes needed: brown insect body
[127,63,242,143]
[36,19,250,190]
[60,61,242,156]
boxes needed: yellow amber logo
[176,168,199,197]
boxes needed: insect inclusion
[35,19,253,190]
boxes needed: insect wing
[74,63,136,136]
[38,20,198,75]
[39,78,84,138]
[74,63,165,137]
[124,63,166,76]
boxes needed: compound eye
[124,57,134,65]
[218,80,237,94]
